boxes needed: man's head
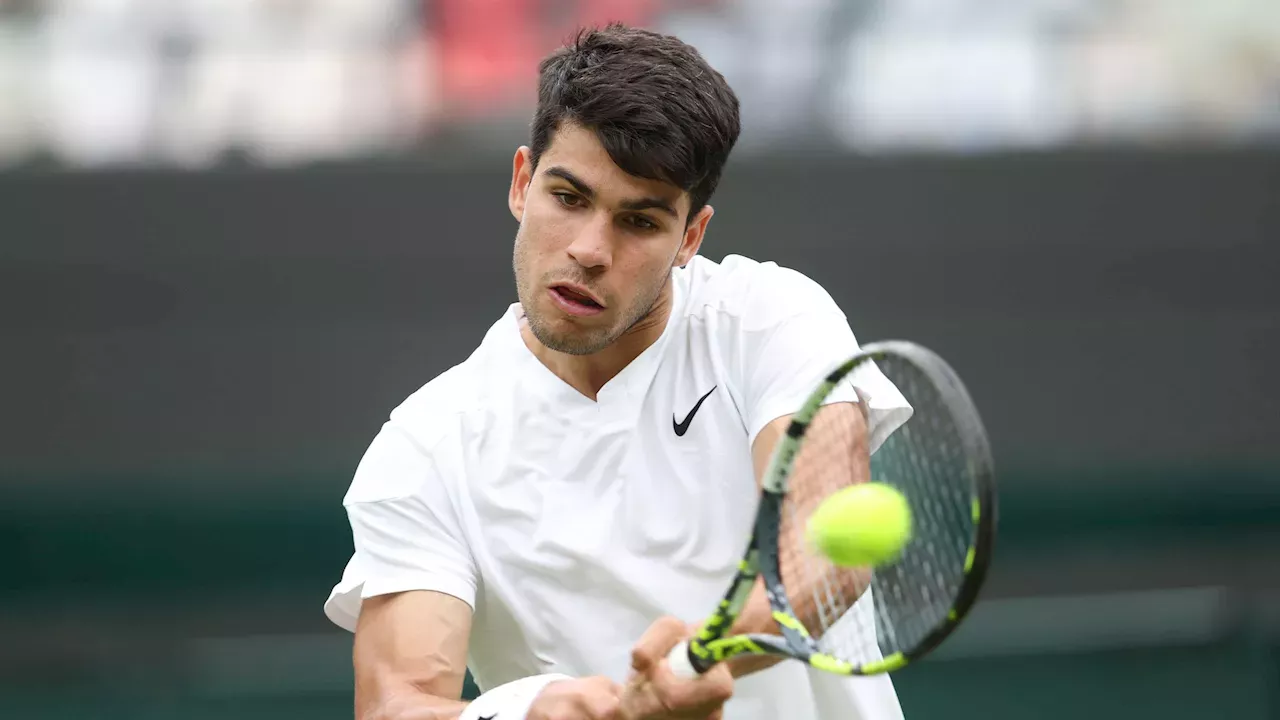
[509,24,741,356]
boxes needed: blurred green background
[2,1,1279,718]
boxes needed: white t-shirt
[325,254,913,720]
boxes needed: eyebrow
[544,166,679,219]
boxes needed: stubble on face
[512,225,672,356]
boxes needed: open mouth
[549,285,604,316]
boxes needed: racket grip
[665,640,700,679]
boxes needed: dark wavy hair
[530,23,742,224]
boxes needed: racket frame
[672,341,997,677]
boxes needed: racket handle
[665,640,701,679]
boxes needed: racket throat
[755,491,824,655]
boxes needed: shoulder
[385,306,520,453]
[343,309,518,504]
[387,364,474,449]
[679,253,845,331]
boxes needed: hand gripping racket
[667,341,997,678]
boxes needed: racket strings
[776,401,874,654]
[875,370,975,652]
[779,357,978,666]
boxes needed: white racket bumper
[666,640,699,679]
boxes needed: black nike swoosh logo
[673,386,717,437]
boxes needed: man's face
[509,123,711,356]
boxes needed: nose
[565,215,612,270]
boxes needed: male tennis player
[325,23,911,720]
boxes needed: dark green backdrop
[3,150,1278,718]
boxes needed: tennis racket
[667,340,996,678]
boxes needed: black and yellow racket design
[668,341,997,678]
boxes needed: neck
[522,277,674,400]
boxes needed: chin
[538,323,615,356]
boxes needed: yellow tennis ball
[806,483,912,567]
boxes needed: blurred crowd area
[0,0,1278,169]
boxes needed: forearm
[353,591,476,720]
[359,687,469,720]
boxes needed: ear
[674,204,714,268]
[508,146,535,222]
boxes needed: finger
[595,676,622,698]
[579,677,622,720]
[586,690,623,720]
[700,663,734,702]
[620,674,664,720]
[661,660,734,714]
[631,615,689,673]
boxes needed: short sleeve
[740,276,913,456]
[323,423,478,632]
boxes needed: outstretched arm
[722,400,872,678]
[354,590,473,720]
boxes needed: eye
[553,192,583,208]
[627,215,659,231]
